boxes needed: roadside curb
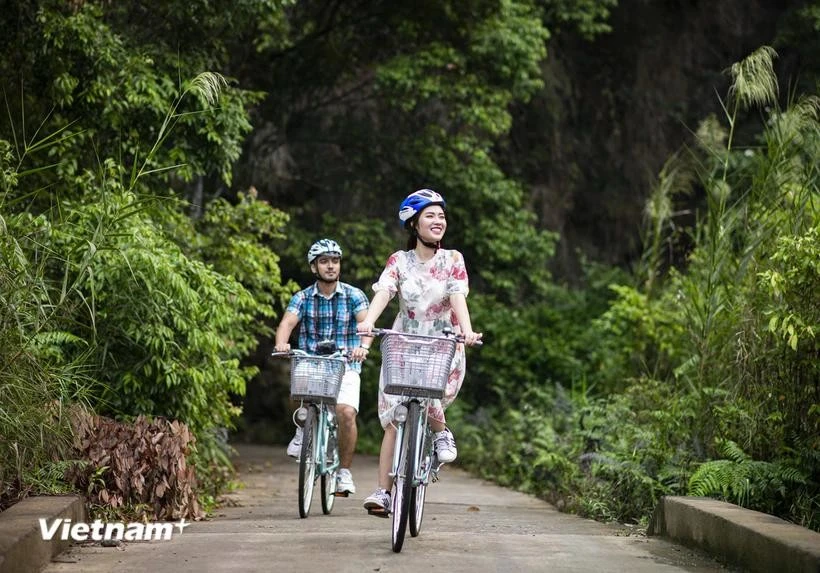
[0,496,86,573]
[649,496,820,573]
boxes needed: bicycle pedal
[334,491,350,497]
[367,508,390,518]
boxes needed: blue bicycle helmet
[307,239,343,264]
[398,189,446,226]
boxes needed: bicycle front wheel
[298,405,318,518]
[321,411,338,515]
[392,401,420,553]
[409,422,432,537]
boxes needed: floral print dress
[372,248,469,428]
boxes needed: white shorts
[336,368,361,412]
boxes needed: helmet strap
[410,228,439,251]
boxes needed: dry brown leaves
[70,411,205,520]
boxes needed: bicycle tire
[298,405,318,518]
[409,422,431,537]
[321,409,338,515]
[392,401,419,553]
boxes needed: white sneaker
[363,489,391,516]
[434,428,457,463]
[336,468,356,495]
[286,426,303,458]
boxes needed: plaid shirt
[286,281,369,372]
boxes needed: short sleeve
[349,287,369,314]
[372,251,402,299]
[447,250,469,296]
[285,291,305,318]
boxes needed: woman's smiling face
[415,205,447,243]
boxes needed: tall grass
[0,196,95,508]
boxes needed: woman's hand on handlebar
[461,330,483,346]
[273,342,291,353]
[357,320,375,336]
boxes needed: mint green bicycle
[273,349,346,518]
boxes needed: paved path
[44,444,736,573]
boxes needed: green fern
[688,440,807,509]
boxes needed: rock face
[503,0,792,278]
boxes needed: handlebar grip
[360,328,389,336]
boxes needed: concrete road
[44,444,736,573]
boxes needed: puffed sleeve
[372,251,402,300]
[447,250,469,296]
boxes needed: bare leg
[335,404,357,469]
[378,425,396,490]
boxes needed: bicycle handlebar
[365,327,483,346]
[270,349,352,359]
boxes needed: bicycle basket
[290,355,345,403]
[381,333,457,399]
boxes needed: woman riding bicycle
[357,189,483,514]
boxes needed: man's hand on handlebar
[350,346,369,362]
[274,342,291,353]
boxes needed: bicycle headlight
[295,407,308,423]
[393,405,408,423]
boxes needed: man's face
[312,255,341,282]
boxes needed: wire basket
[381,332,456,399]
[289,355,345,404]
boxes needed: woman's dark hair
[406,230,418,250]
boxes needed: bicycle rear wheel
[409,423,432,537]
[321,411,338,515]
[392,401,420,553]
[298,405,318,518]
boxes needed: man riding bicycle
[274,239,371,496]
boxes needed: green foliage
[48,188,256,431]
[689,440,808,515]
[587,283,685,391]
[2,1,263,198]
[0,0,294,511]
[247,0,558,303]
[173,189,299,319]
[759,225,820,352]
[541,0,618,39]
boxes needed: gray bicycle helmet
[307,239,343,264]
